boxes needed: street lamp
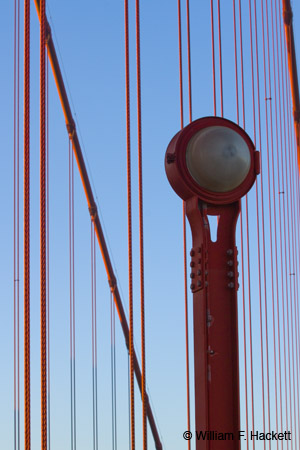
[165,117,260,450]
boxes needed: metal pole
[186,197,241,450]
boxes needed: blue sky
[1,1,300,449]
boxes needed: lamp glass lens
[185,126,251,192]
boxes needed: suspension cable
[210,0,216,115]
[40,0,48,447]
[69,138,76,450]
[111,292,117,450]
[24,0,31,447]
[46,53,51,450]
[124,1,135,448]
[14,0,20,448]
[177,3,191,448]
[91,223,99,450]
[135,1,147,448]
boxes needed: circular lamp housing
[165,116,259,204]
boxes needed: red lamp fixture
[165,116,260,450]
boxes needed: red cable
[264,0,283,443]
[178,0,184,129]
[186,0,192,122]
[217,0,223,117]
[24,0,31,447]
[233,0,239,123]
[253,1,269,447]
[135,1,147,448]
[233,2,249,447]
[210,0,216,115]
[14,0,20,448]
[40,0,47,446]
[284,50,296,449]
[177,2,191,448]
[124,1,135,448]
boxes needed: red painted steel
[282,0,300,172]
[24,0,31,447]
[165,116,259,449]
[33,2,162,448]
[40,0,47,447]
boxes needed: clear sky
[0,1,300,449]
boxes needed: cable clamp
[45,22,52,44]
[283,9,293,26]
[109,278,117,292]
[293,110,300,123]
[66,121,76,139]
[88,204,98,221]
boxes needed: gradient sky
[1,1,300,449]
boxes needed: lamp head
[165,116,259,205]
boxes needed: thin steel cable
[233,3,249,447]
[177,2,191,447]
[14,0,20,448]
[69,139,76,450]
[217,0,223,116]
[40,0,47,447]
[210,0,216,115]
[124,1,135,448]
[278,4,291,437]
[282,24,294,446]
[275,0,290,439]
[24,0,31,447]
[248,1,260,446]
[177,0,184,129]
[186,0,192,122]
[259,0,275,441]
[284,49,296,449]
[271,0,285,442]
[238,6,256,450]
[91,223,96,450]
[46,55,51,450]
[94,229,98,450]
[253,1,269,446]
[286,86,298,450]
[135,1,147,448]
[264,0,283,443]
[110,292,117,450]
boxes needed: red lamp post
[165,117,260,449]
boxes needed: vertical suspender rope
[14,0,20,448]
[253,1,268,446]
[91,224,98,450]
[177,2,191,448]
[275,0,289,438]
[40,0,47,447]
[135,1,147,449]
[91,223,95,450]
[217,0,223,116]
[210,0,216,115]
[69,138,77,450]
[261,0,277,442]
[124,1,135,448]
[271,0,285,439]
[186,0,192,123]
[248,1,260,446]
[283,46,295,450]
[24,0,31,447]
[46,52,51,450]
[111,291,117,450]
[266,0,285,443]
[233,3,250,448]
